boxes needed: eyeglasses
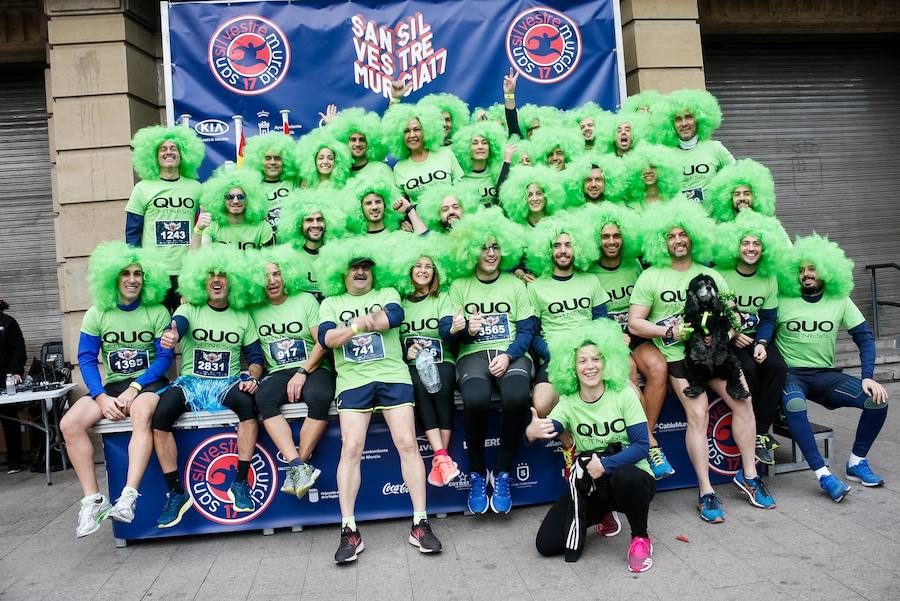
[225,193,246,201]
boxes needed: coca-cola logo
[382,481,409,495]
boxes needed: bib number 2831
[193,349,230,377]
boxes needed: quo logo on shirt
[192,328,241,344]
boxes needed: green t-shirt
[461,169,498,206]
[400,294,456,365]
[675,140,734,203]
[589,259,643,331]
[549,387,652,476]
[80,303,170,384]
[528,273,610,337]
[393,146,464,202]
[204,220,274,250]
[125,177,202,275]
[250,293,320,373]
[630,263,730,361]
[775,295,866,369]
[174,303,258,378]
[260,179,296,236]
[350,160,394,181]
[292,245,321,296]
[318,287,411,395]
[449,273,535,358]
[717,268,777,335]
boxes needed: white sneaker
[76,495,111,538]
[108,488,140,523]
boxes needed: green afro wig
[624,143,683,204]
[564,151,628,206]
[446,206,525,278]
[524,126,585,169]
[659,89,723,147]
[579,203,644,262]
[547,318,632,395]
[248,244,310,305]
[200,166,268,226]
[382,102,445,159]
[471,103,508,128]
[450,120,507,176]
[343,174,405,235]
[498,165,567,225]
[777,234,855,299]
[131,125,205,181]
[566,101,614,133]
[417,93,471,138]
[295,129,352,189]
[714,212,791,278]
[706,159,776,223]
[525,212,599,277]
[640,198,718,266]
[326,107,389,162]
[241,132,301,185]
[178,244,256,309]
[620,90,666,115]
[417,181,482,231]
[276,189,349,248]
[88,241,169,312]
[314,233,402,297]
[385,234,454,297]
[595,111,656,154]
[518,104,563,137]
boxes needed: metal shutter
[703,36,900,336]
[0,69,61,361]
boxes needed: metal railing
[865,263,900,338]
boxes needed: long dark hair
[0,299,8,312]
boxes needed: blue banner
[164,0,624,178]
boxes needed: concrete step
[843,365,900,382]
[834,337,897,355]
[834,351,900,369]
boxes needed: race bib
[107,348,149,375]
[474,313,511,343]
[342,332,386,363]
[656,314,681,347]
[403,336,444,363]
[155,220,190,245]
[609,310,629,332]
[738,311,760,332]
[683,188,704,203]
[193,349,231,377]
[268,338,307,366]
[267,206,281,230]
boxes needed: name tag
[474,313,511,343]
[342,332,386,363]
[609,311,629,332]
[403,336,444,363]
[107,348,149,375]
[193,349,231,377]
[268,338,308,366]
[155,220,190,245]
[656,314,680,347]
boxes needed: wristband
[128,381,143,393]
[389,96,401,105]
[297,366,309,377]
[193,227,203,235]
[504,93,515,100]
[404,203,417,216]
[756,339,768,348]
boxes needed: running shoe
[292,463,321,499]
[334,526,365,564]
[732,468,776,509]
[6,465,22,474]
[698,492,725,523]
[467,472,489,514]
[107,487,140,523]
[819,474,851,502]
[647,446,675,480]
[846,459,884,487]
[428,455,460,487]
[228,479,255,512]
[409,519,443,553]
[557,445,576,479]
[490,471,512,514]
[75,495,111,537]
[156,490,192,528]
[627,536,653,573]
[594,511,621,537]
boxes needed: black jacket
[0,312,26,379]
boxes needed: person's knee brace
[782,385,807,413]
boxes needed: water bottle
[415,350,442,393]
[5,375,15,395]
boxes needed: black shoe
[334,526,364,564]
[754,435,775,465]
[409,519,442,553]
[6,465,22,474]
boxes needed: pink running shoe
[627,536,653,573]
[427,455,460,487]
[594,511,622,537]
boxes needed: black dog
[681,274,749,400]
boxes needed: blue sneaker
[733,468,776,509]
[228,479,255,512]
[698,493,725,523]
[156,490,192,528]
[846,460,884,487]
[648,446,675,480]
[467,472,489,514]
[819,474,851,502]
[490,471,512,514]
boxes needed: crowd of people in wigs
[65,68,889,574]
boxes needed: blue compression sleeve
[134,338,174,387]
[552,419,565,435]
[384,303,404,328]
[592,304,609,320]
[755,308,777,343]
[849,322,876,379]
[505,317,536,360]
[172,315,189,339]
[78,332,106,398]
[125,212,144,247]
[317,321,336,348]
[242,341,264,368]
[438,315,464,343]
[600,423,650,474]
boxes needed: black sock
[164,471,185,495]
[236,460,251,483]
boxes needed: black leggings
[151,382,256,431]
[457,351,532,475]
[536,464,656,556]
[255,368,336,421]
[409,362,456,431]
[735,343,788,435]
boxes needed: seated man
[61,242,172,537]
[776,234,889,501]
[151,245,264,528]
[346,175,427,236]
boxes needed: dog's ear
[684,289,699,316]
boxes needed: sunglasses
[225,193,246,201]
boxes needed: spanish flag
[233,115,246,165]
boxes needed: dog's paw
[727,386,750,400]
[683,385,704,398]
